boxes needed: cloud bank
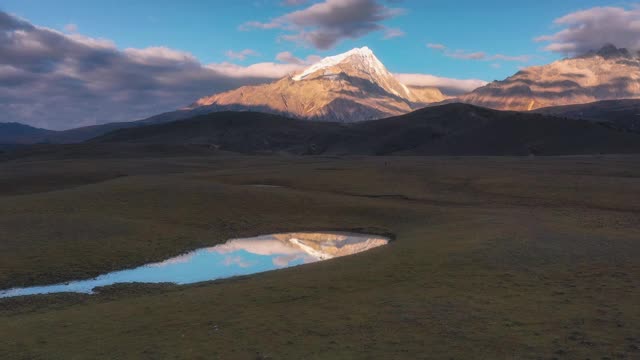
[0,11,303,129]
[394,73,487,95]
[242,0,404,49]
[536,6,640,55]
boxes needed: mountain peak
[579,44,634,60]
[289,46,418,100]
[347,46,374,56]
[292,46,382,81]
[458,42,640,111]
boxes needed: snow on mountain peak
[292,46,384,81]
[290,46,415,99]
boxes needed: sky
[1,0,639,129]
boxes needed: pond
[0,232,389,298]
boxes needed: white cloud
[64,33,116,49]
[395,73,488,95]
[123,47,198,65]
[535,6,640,55]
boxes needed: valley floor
[0,154,639,359]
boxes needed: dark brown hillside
[534,99,640,132]
[92,103,640,156]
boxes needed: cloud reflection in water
[0,232,388,298]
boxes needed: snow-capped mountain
[457,44,640,111]
[190,47,445,122]
[291,47,415,100]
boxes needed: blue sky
[1,0,615,80]
[1,1,638,129]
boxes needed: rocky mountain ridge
[457,44,640,111]
[191,47,446,122]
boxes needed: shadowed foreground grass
[0,155,639,359]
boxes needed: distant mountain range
[3,44,640,150]
[0,47,445,144]
[91,103,640,156]
[0,111,193,144]
[456,44,640,111]
[534,99,640,132]
[0,123,55,144]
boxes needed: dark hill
[40,110,195,144]
[92,112,347,154]
[0,110,197,145]
[92,103,640,156]
[534,99,640,132]
[0,123,55,144]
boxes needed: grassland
[0,154,639,359]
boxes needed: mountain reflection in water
[0,232,389,298]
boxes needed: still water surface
[0,232,389,298]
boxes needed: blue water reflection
[0,232,388,298]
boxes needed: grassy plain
[0,154,639,359]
